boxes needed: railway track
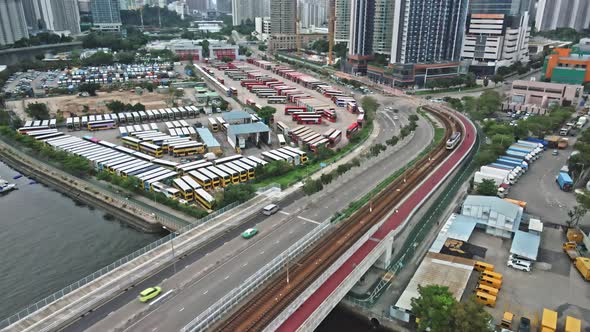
[213,106,462,332]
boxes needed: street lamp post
[162,226,177,276]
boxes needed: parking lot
[205,61,359,148]
[464,229,590,330]
[507,142,589,226]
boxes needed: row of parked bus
[20,128,220,209]
[121,131,205,158]
[175,155,265,192]
[261,147,308,166]
[65,106,201,131]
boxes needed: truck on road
[557,171,573,191]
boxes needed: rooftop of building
[510,230,541,260]
[394,252,475,312]
[196,127,220,148]
[222,110,251,122]
[228,122,271,137]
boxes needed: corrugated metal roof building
[461,195,524,239]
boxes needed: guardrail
[181,220,333,332]
[0,200,242,330]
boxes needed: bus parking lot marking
[298,216,320,224]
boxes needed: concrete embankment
[0,141,165,233]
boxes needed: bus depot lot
[466,229,590,329]
[205,62,358,147]
[63,113,276,160]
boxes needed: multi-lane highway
[62,100,432,332]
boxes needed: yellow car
[139,286,162,303]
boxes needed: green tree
[258,44,267,51]
[491,74,504,85]
[303,179,323,195]
[116,51,136,64]
[477,179,498,196]
[78,83,100,96]
[566,205,587,228]
[411,285,455,332]
[25,102,50,120]
[216,184,255,208]
[200,39,210,58]
[105,100,126,113]
[475,149,498,166]
[451,297,494,332]
[82,51,114,66]
[257,106,277,124]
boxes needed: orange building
[542,48,590,84]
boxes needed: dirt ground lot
[7,90,172,120]
[206,61,359,148]
[464,229,590,331]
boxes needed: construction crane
[296,16,302,57]
[328,0,336,65]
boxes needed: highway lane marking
[179,307,185,312]
[298,216,320,225]
[148,290,174,307]
[279,210,290,215]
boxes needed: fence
[0,199,243,329]
[181,221,333,332]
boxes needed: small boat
[13,174,22,179]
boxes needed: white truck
[576,116,587,129]
[480,166,517,184]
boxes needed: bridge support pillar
[373,234,394,269]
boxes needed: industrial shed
[227,122,271,149]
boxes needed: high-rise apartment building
[187,0,208,13]
[231,0,269,26]
[268,0,297,50]
[532,0,590,32]
[0,0,29,45]
[371,0,393,54]
[23,0,80,34]
[334,0,350,43]
[299,0,327,28]
[349,0,374,58]
[216,0,231,13]
[390,0,469,64]
[461,0,530,75]
[470,0,530,15]
[91,0,121,31]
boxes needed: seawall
[0,141,164,233]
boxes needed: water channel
[0,160,160,320]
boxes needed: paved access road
[68,99,431,332]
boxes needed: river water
[0,160,160,321]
